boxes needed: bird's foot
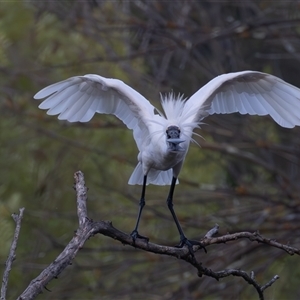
[130,230,149,244]
[176,237,207,257]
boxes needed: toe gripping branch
[177,235,207,257]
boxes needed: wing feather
[34,74,156,149]
[236,92,248,114]
[38,85,79,110]
[183,71,300,128]
[243,83,267,115]
[67,94,94,122]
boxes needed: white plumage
[34,70,300,253]
[34,71,300,185]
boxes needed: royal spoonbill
[34,71,300,255]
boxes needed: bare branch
[74,171,88,226]
[204,223,219,238]
[261,275,280,292]
[202,231,300,255]
[1,208,25,300]
[17,172,90,300]
[17,172,298,300]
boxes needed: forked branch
[17,171,298,300]
[1,208,25,300]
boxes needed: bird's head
[166,125,185,152]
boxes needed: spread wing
[34,74,156,150]
[182,71,300,128]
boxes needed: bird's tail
[128,162,178,185]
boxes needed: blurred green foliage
[0,1,300,300]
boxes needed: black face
[166,126,181,139]
[166,126,185,152]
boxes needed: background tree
[1,1,300,299]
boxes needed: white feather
[34,70,300,186]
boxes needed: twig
[17,172,90,300]
[261,275,280,291]
[74,171,88,226]
[202,231,300,255]
[1,208,25,300]
[204,223,219,238]
[17,171,297,300]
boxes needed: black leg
[167,177,206,256]
[131,175,149,243]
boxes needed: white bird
[34,70,300,255]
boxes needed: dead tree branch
[17,171,298,300]
[1,208,25,300]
